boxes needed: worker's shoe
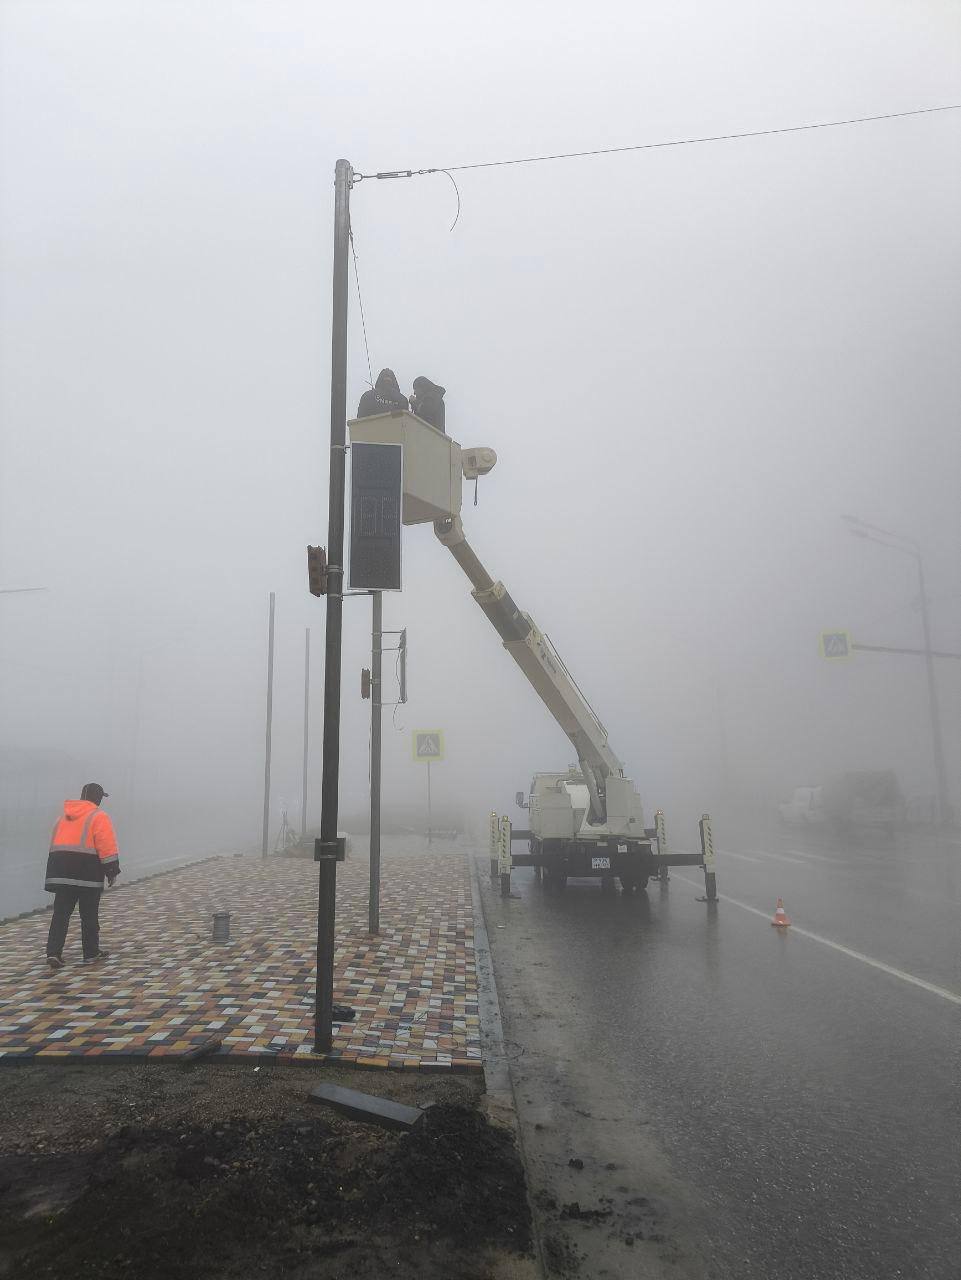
[46,955,64,970]
[82,950,110,964]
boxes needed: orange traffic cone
[771,897,791,928]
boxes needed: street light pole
[844,516,950,825]
[314,158,353,1054]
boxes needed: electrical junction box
[349,411,462,526]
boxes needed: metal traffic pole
[426,760,433,845]
[301,627,310,838]
[916,557,950,826]
[369,591,383,934]
[844,516,950,826]
[314,158,352,1055]
[261,591,275,859]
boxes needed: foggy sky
[2,1,959,911]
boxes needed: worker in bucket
[409,376,446,432]
[356,368,408,418]
[44,782,120,969]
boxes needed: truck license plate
[591,856,611,870]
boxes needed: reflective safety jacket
[45,799,120,892]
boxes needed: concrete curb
[469,853,547,1279]
[469,852,515,1127]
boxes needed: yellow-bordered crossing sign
[412,730,444,762]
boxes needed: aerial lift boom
[434,514,621,826]
[347,409,709,889]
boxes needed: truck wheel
[545,866,568,890]
[619,871,649,893]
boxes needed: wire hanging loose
[439,170,462,231]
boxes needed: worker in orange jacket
[44,782,120,969]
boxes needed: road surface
[479,822,960,1279]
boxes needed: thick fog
[2,1,959,913]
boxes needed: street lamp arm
[842,515,920,555]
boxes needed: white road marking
[672,874,961,1007]
[721,847,811,868]
[715,849,764,865]
[784,848,845,864]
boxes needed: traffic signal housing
[307,545,328,596]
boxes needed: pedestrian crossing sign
[412,730,444,762]
[820,631,851,660]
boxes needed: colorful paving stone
[0,851,482,1070]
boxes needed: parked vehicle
[778,786,825,825]
[821,771,904,833]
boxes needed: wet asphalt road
[480,823,961,1280]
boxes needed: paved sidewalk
[0,849,481,1069]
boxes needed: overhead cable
[355,103,961,182]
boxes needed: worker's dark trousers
[46,888,102,960]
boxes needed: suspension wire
[354,103,961,182]
[348,222,374,388]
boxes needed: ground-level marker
[672,874,961,1008]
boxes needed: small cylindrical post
[655,809,669,883]
[499,814,512,897]
[699,813,718,903]
[489,811,499,883]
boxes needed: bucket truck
[348,409,707,890]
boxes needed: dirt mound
[0,1104,531,1280]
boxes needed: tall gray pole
[301,627,310,837]
[916,558,949,825]
[369,592,383,934]
[261,591,275,859]
[314,158,352,1054]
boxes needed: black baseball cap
[81,782,109,803]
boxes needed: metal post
[844,517,951,827]
[261,592,275,859]
[697,813,718,903]
[489,811,499,883]
[655,808,669,884]
[499,815,512,897]
[369,592,382,934]
[427,759,432,845]
[314,158,352,1055]
[917,559,949,825]
[316,855,337,1044]
[301,627,310,838]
